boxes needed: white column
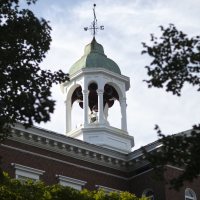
[104,103,109,120]
[82,90,89,127]
[65,100,71,133]
[97,89,104,124]
[120,97,127,131]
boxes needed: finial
[84,4,104,37]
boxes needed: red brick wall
[129,169,166,200]
[0,140,129,191]
[129,166,200,200]
[1,139,200,199]
[164,166,200,200]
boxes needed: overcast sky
[31,0,200,149]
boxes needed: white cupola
[61,37,134,153]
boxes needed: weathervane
[84,4,104,37]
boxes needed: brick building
[1,37,199,200]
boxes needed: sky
[30,0,200,149]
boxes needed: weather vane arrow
[84,4,104,37]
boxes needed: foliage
[0,173,146,200]
[144,125,200,190]
[0,0,68,142]
[142,24,200,96]
[142,24,200,189]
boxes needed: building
[1,37,199,200]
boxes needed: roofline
[7,123,192,172]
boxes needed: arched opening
[103,84,120,128]
[71,102,83,129]
[71,86,83,108]
[88,82,98,124]
[107,101,121,129]
[185,188,197,200]
[88,82,98,111]
[71,85,83,129]
[68,81,127,130]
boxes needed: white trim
[69,68,130,91]
[185,188,197,200]
[128,168,154,180]
[142,188,155,200]
[57,175,86,190]
[11,124,127,161]
[11,163,45,181]
[10,135,127,171]
[167,165,200,177]
[166,164,184,171]
[2,144,128,180]
[128,144,162,160]
[68,127,134,153]
[95,185,120,193]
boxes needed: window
[185,188,197,200]
[142,189,155,200]
[11,163,45,182]
[57,175,86,191]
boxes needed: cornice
[9,124,130,172]
[8,124,190,173]
[11,163,45,175]
[67,126,134,146]
[68,68,130,90]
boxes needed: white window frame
[95,185,120,194]
[142,188,155,200]
[56,175,86,191]
[185,188,197,200]
[11,163,45,181]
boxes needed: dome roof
[69,38,121,75]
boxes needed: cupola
[61,5,134,153]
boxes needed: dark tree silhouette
[0,0,68,142]
[142,24,200,189]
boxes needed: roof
[69,37,121,75]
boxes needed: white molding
[142,188,155,200]
[68,126,134,153]
[166,165,200,177]
[68,68,130,91]
[11,163,45,180]
[128,168,154,180]
[12,124,127,160]
[10,135,127,171]
[10,124,195,172]
[57,175,86,190]
[166,164,184,171]
[95,185,120,193]
[9,125,130,172]
[2,144,128,180]
[185,188,197,200]
[128,143,162,160]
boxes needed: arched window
[185,188,197,200]
[142,189,155,200]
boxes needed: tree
[0,173,147,200]
[142,24,200,189]
[0,0,68,142]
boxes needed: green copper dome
[69,38,121,75]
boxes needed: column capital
[82,90,89,95]
[97,89,104,94]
